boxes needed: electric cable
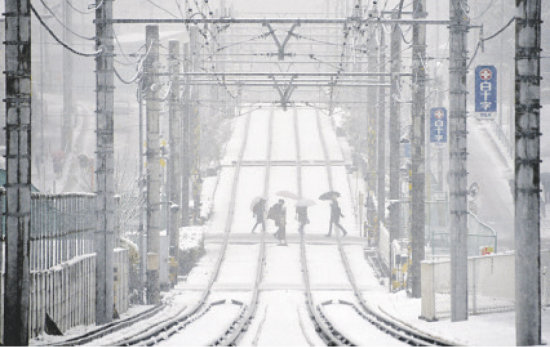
[37,0,95,40]
[31,4,102,57]
[65,0,104,14]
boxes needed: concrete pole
[388,10,402,289]
[145,25,161,304]
[449,0,469,321]
[515,0,542,344]
[3,0,31,344]
[366,7,378,242]
[168,40,182,286]
[377,26,387,233]
[410,0,427,298]
[190,27,202,225]
[181,43,190,226]
[137,82,146,301]
[94,0,115,325]
[62,0,73,153]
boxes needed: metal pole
[515,0,541,344]
[366,7,378,243]
[62,0,73,153]
[168,40,182,287]
[95,0,115,324]
[377,25,386,237]
[40,21,46,189]
[449,0,469,321]
[145,25,161,304]
[181,43,190,226]
[3,0,31,343]
[190,27,202,225]
[137,82,146,302]
[410,0,426,298]
[388,9,402,291]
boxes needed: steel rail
[211,108,274,346]
[44,304,165,346]
[314,109,456,346]
[108,109,254,346]
[294,108,355,346]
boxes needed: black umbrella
[319,191,341,200]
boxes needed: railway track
[295,108,355,346]
[210,109,274,346]
[60,106,456,346]
[314,109,455,346]
[102,109,255,346]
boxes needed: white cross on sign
[480,68,492,81]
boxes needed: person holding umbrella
[296,199,314,234]
[326,195,347,237]
[268,199,287,245]
[250,197,266,233]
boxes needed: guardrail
[0,192,131,342]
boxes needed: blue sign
[475,65,497,113]
[430,107,447,143]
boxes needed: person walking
[326,197,347,237]
[269,199,287,245]
[251,198,266,233]
[296,205,309,234]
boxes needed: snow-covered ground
[71,105,550,345]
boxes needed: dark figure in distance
[327,197,347,237]
[296,205,309,234]
[251,198,266,233]
[269,199,287,245]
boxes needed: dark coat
[330,201,343,223]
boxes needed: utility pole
[366,6,378,243]
[190,27,202,225]
[181,43,190,226]
[144,25,161,304]
[388,9,402,289]
[4,0,31,344]
[62,0,73,152]
[377,25,386,236]
[449,0,469,321]
[410,0,426,298]
[137,79,146,301]
[515,0,542,344]
[168,40,182,287]
[95,0,115,324]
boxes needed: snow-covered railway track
[314,109,453,346]
[44,304,165,346]
[294,108,355,346]
[87,110,256,346]
[210,109,274,345]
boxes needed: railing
[0,191,132,341]
[29,193,96,271]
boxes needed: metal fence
[29,193,96,271]
[0,191,98,340]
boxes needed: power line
[31,4,102,57]
[36,0,95,40]
[467,17,515,68]
[65,0,104,14]
[145,0,179,19]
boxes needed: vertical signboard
[430,107,447,143]
[475,65,497,118]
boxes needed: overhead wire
[64,0,104,14]
[31,4,102,57]
[36,0,95,40]
[145,0,179,18]
[467,17,515,69]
